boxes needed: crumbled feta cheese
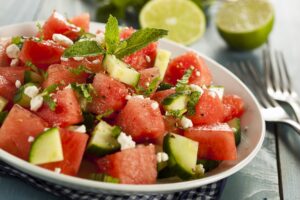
[10,58,19,66]
[145,82,150,87]
[54,168,61,174]
[151,101,159,110]
[231,127,237,132]
[6,44,20,59]
[95,32,105,44]
[195,71,201,77]
[156,152,169,163]
[61,57,69,62]
[92,59,100,64]
[74,125,86,133]
[195,164,205,175]
[117,132,136,150]
[52,33,73,47]
[145,55,151,63]
[125,95,132,100]
[24,86,39,98]
[133,95,144,99]
[65,84,72,89]
[44,128,49,131]
[208,90,217,98]
[30,95,43,111]
[190,65,195,70]
[15,80,21,88]
[73,56,84,61]
[181,116,193,129]
[189,84,204,93]
[27,136,35,143]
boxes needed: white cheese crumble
[30,95,43,111]
[10,58,19,66]
[52,33,73,47]
[74,125,86,133]
[44,128,50,131]
[6,44,20,59]
[133,95,144,99]
[190,65,195,70]
[54,167,61,174]
[195,71,201,77]
[94,32,105,44]
[117,132,136,150]
[27,136,35,143]
[65,84,72,89]
[195,164,205,175]
[92,59,100,64]
[181,116,193,129]
[189,84,204,93]
[60,57,69,62]
[151,101,159,110]
[15,80,21,88]
[208,90,217,98]
[145,82,150,87]
[73,56,84,61]
[145,55,151,63]
[156,152,169,163]
[24,86,39,98]
[125,95,132,100]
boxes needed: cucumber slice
[29,128,64,165]
[154,49,171,80]
[13,83,37,107]
[103,55,140,87]
[162,93,188,114]
[86,120,120,157]
[209,85,224,100]
[0,96,8,112]
[163,133,198,179]
[24,70,43,84]
[227,118,241,145]
[197,159,220,172]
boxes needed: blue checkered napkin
[0,161,226,200]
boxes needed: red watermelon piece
[116,98,165,143]
[35,88,83,127]
[184,123,237,160]
[42,64,88,89]
[41,11,82,40]
[188,89,224,125]
[96,145,157,184]
[0,66,27,101]
[88,73,128,115]
[19,39,65,69]
[164,52,212,86]
[40,128,88,176]
[222,95,245,122]
[61,56,104,73]
[0,105,48,160]
[0,39,11,67]
[69,13,90,32]
[120,28,157,70]
[138,67,160,93]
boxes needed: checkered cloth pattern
[0,161,226,200]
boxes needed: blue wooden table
[1,0,300,199]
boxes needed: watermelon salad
[0,11,245,184]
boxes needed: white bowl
[0,22,265,195]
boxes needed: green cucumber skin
[86,143,120,157]
[162,93,182,106]
[227,118,241,145]
[163,133,197,180]
[0,96,8,112]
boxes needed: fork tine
[276,51,292,93]
[263,43,274,90]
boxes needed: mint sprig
[176,68,193,93]
[105,15,120,54]
[186,91,201,116]
[63,40,105,58]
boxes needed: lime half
[139,0,206,45]
[216,0,274,50]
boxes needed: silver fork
[264,44,300,122]
[232,61,300,135]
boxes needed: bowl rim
[0,21,265,194]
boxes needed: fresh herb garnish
[35,22,44,41]
[71,83,95,102]
[105,15,120,54]
[175,68,193,93]
[89,173,119,183]
[25,61,39,73]
[11,36,24,48]
[186,91,201,116]
[69,65,93,75]
[157,82,173,91]
[40,84,59,111]
[135,77,160,96]
[96,109,114,120]
[63,40,106,58]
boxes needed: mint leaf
[11,36,24,48]
[136,77,160,96]
[157,82,173,91]
[114,28,168,58]
[69,65,93,75]
[176,68,193,93]
[36,22,44,41]
[43,95,57,111]
[63,40,105,58]
[187,91,201,116]
[42,84,59,95]
[105,15,120,54]
[71,83,95,102]
[96,109,114,120]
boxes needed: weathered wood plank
[0,0,42,26]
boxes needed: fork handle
[281,119,300,135]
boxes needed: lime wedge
[216,0,274,50]
[139,0,206,45]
